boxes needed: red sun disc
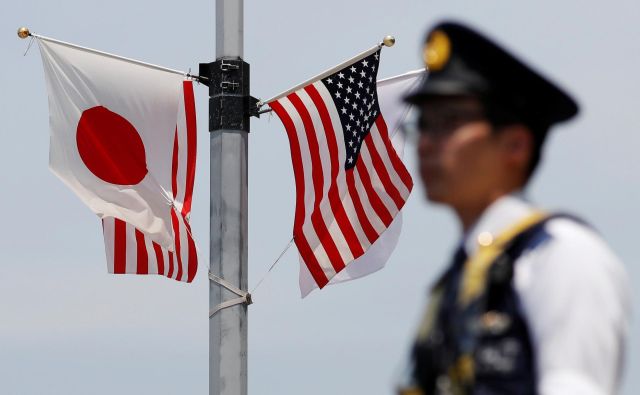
[76,106,148,185]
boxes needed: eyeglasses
[401,109,486,140]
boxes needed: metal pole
[210,0,247,394]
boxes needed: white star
[357,136,361,142]
[358,81,364,88]
[346,124,351,131]
[362,60,369,67]
[337,82,343,89]
[348,156,354,164]
[368,76,372,82]
[335,92,341,98]
[366,87,370,93]
[373,110,377,116]
[364,114,369,121]
[356,120,361,126]
[363,98,368,105]
[359,109,364,115]
[360,70,366,78]
[349,140,354,147]
[341,107,347,114]
[350,66,357,73]
[372,65,376,71]
[355,92,361,99]
[346,87,352,93]
[326,78,333,84]
[352,130,357,137]
[338,72,345,79]
[352,103,358,110]
[345,97,350,104]
[354,145,358,152]
[349,114,355,121]
[374,53,379,60]
[348,76,355,84]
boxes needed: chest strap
[458,211,549,306]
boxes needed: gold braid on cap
[423,30,451,71]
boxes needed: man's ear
[497,124,534,170]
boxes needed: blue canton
[322,50,382,170]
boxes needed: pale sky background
[2,1,639,394]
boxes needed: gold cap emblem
[423,30,451,71]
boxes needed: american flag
[269,49,413,288]
[101,81,198,283]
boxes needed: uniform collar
[462,193,536,257]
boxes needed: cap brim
[404,79,483,104]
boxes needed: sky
[2,0,639,394]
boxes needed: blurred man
[400,21,630,395]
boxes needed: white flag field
[37,37,198,282]
[298,69,425,297]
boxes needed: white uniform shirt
[462,194,631,395]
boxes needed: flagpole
[19,28,188,77]
[258,35,395,107]
[209,1,248,394]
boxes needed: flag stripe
[182,81,197,217]
[171,208,183,281]
[172,129,179,200]
[114,218,126,274]
[289,93,346,273]
[359,141,400,216]
[354,135,393,226]
[268,100,329,287]
[313,83,374,250]
[153,241,165,275]
[135,229,149,274]
[186,222,198,283]
[168,251,175,279]
[345,170,379,244]
[369,122,411,199]
[363,134,404,210]
[305,84,365,259]
[143,235,157,274]
[297,88,354,265]
[278,97,338,280]
[376,116,413,191]
[102,218,115,273]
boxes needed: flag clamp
[199,59,262,133]
[208,271,252,318]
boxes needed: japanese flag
[38,38,193,250]
[298,70,425,297]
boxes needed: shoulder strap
[459,212,588,306]
[458,211,547,306]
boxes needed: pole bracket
[208,271,252,318]
[199,58,262,133]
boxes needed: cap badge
[424,30,451,72]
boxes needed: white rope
[209,271,252,318]
[250,237,295,294]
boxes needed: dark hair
[484,101,549,183]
